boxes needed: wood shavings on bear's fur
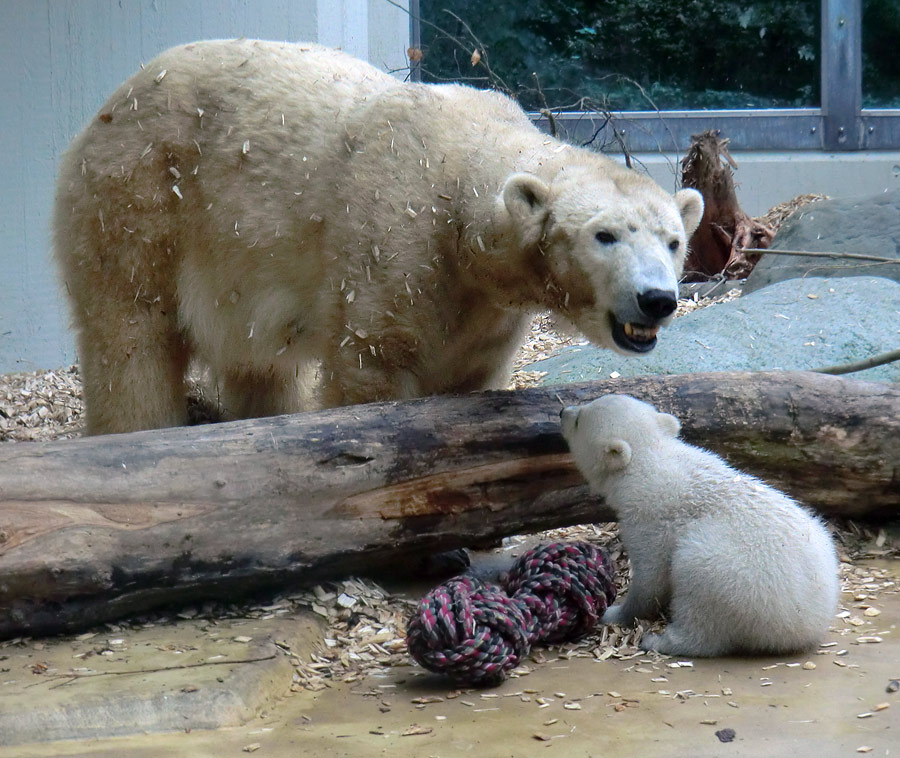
[54,39,704,435]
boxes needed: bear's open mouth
[610,315,660,353]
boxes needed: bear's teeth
[624,322,659,341]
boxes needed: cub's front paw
[601,605,634,627]
[638,632,664,652]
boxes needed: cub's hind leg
[640,623,732,658]
[639,535,741,658]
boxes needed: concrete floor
[1,560,897,758]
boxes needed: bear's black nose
[637,289,677,321]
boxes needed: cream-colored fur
[54,39,703,434]
[560,394,839,657]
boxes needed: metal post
[408,0,421,81]
[821,0,862,150]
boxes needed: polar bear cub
[560,394,839,657]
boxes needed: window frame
[409,0,899,152]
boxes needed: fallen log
[1,371,897,639]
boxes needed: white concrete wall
[634,151,900,217]
[0,0,410,373]
[316,0,411,73]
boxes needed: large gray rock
[529,276,900,384]
[744,189,900,294]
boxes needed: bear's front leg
[601,584,666,627]
[602,536,671,626]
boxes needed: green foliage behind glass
[863,0,900,107]
[420,1,821,110]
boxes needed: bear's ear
[502,173,551,246]
[674,188,704,238]
[656,412,681,438]
[605,439,633,471]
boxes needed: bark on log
[681,130,775,280]
[1,371,897,639]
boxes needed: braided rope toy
[406,541,617,686]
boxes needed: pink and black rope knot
[406,542,616,687]
[504,541,618,645]
[405,576,530,686]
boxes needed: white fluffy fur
[560,394,839,657]
[54,39,703,434]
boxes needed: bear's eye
[595,230,617,245]
[668,239,680,252]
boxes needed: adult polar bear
[55,39,703,434]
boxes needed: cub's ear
[656,412,681,438]
[605,439,633,471]
[674,188,704,238]
[501,173,551,246]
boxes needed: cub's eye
[595,230,617,245]
[668,239,680,252]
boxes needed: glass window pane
[419,1,819,111]
[863,0,900,107]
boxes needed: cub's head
[498,165,703,355]
[559,394,681,488]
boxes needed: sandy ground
[0,555,897,757]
